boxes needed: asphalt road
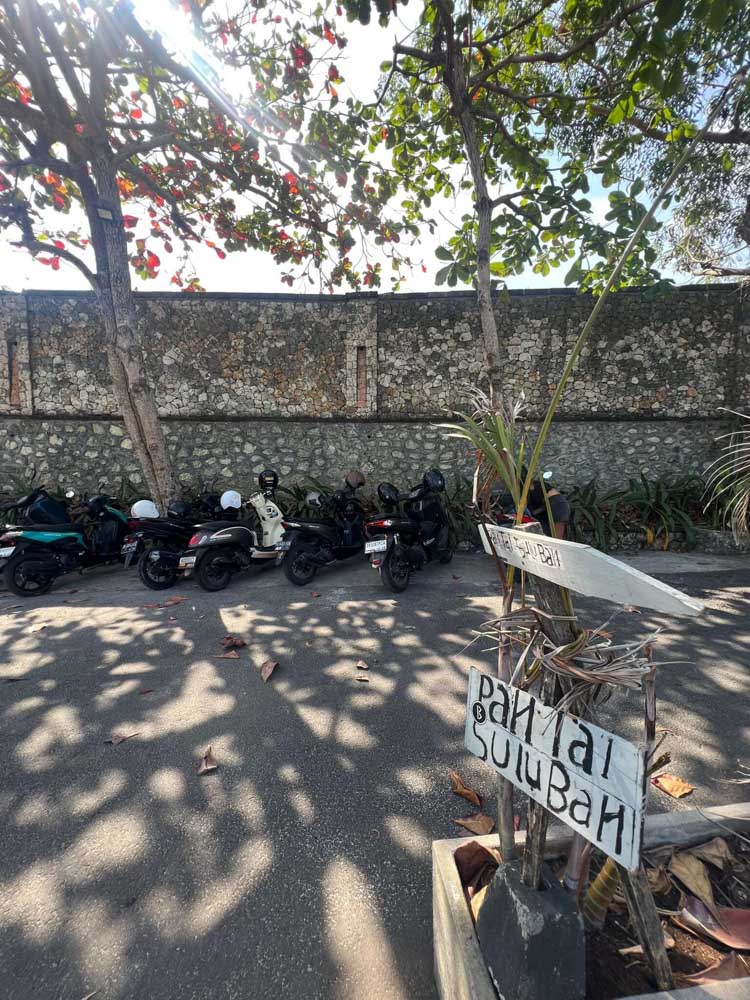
[0,550,748,1000]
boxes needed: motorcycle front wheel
[5,554,55,597]
[196,549,233,592]
[138,550,178,590]
[283,542,318,586]
[380,545,410,593]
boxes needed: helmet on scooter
[258,469,279,492]
[131,500,159,519]
[345,470,366,490]
[422,469,445,493]
[167,499,190,519]
[377,482,399,505]
[220,489,242,510]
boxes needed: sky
[0,4,679,296]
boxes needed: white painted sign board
[465,667,644,870]
[480,523,704,618]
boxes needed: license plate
[178,555,196,569]
[276,539,292,550]
[0,545,15,558]
[121,542,138,554]
[365,539,388,553]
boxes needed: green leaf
[435,246,453,261]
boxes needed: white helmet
[131,499,159,519]
[220,489,242,510]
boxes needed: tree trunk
[88,157,174,508]
[439,14,501,395]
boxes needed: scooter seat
[20,522,76,532]
[194,519,242,532]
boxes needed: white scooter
[178,469,286,591]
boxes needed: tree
[355,0,750,387]
[0,0,403,504]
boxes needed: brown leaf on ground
[471,883,490,923]
[139,688,154,695]
[669,853,720,920]
[197,745,218,776]
[142,602,161,609]
[310,591,322,598]
[646,866,673,896]
[687,837,736,870]
[355,675,369,683]
[222,635,247,650]
[355,659,369,670]
[216,650,241,659]
[675,896,750,950]
[454,814,495,836]
[259,659,278,682]
[678,952,749,986]
[163,596,187,607]
[105,732,139,746]
[652,773,694,798]
[28,623,47,633]
[449,769,483,808]
[454,839,502,886]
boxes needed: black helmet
[167,499,190,519]
[345,469,365,490]
[377,482,399,505]
[423,469,445,493]
[259,469,279,492]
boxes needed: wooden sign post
[474,520,703,990]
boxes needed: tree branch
[0,198,96,286]
[114,131,176,165]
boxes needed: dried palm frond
[704,409,750,542]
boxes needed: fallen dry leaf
[28,623,47,633]
[355,659,369,671]
[453,813,495,836]
[449,769,483,808]
[163,595,187,607]
[688,837,736,871]
[454,839,502,886]
[310,591,322,598]
[652,773,694,798]
[259,659,278,682]
[355,675,369,683]
[216,650,241,659]
[678,952,749,986]
[142,602,161,610]
[471,883,490,923]
[222,635,246,650]
[674,897,750,950]
[197,745,218,776]
[669,852,720,920]
[646,865,673,896]
[105,732,139,746]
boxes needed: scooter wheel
[138,550,178,590]
[4,554,55,597]
[381,546,410,593]
[438,547,454,564]
[196,549,233,592]
[283,543,317,586]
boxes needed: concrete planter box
[433,802,750,1000]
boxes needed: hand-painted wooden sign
[465,667,644,870]
[480,523,703,618]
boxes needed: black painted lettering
[491,732,510,770]
[568,722,594,775]
[551,713,564,759]
[569,790,592,828]
[478,674,494,702]
[524,750,542,791]
[488,685,511,728]
[546,760,570,814]
[515,742,524,784]
[601,738,613,779]
[510,690,536,744]
[597,795,626,856]
[472,719,488,761]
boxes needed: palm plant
[704,409,750,543]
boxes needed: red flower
[130,108,143,120]
[122,215,138,228]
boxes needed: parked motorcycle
[179,470,285,591]
[1,485,73,527]
[364,469,454,592]
[0,494,130,597]
[278,471,367,585]
[121,492,225,590]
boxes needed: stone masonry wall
[0,285,746,494]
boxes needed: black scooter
[279,471,367,585]
[1,485,72,527]
[364,469,453,592]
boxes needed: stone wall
[0,285,746,495]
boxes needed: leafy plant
[567,480,625,551]
[619,474,698,548]
[443,474,480,546]
[704,410,750,542]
